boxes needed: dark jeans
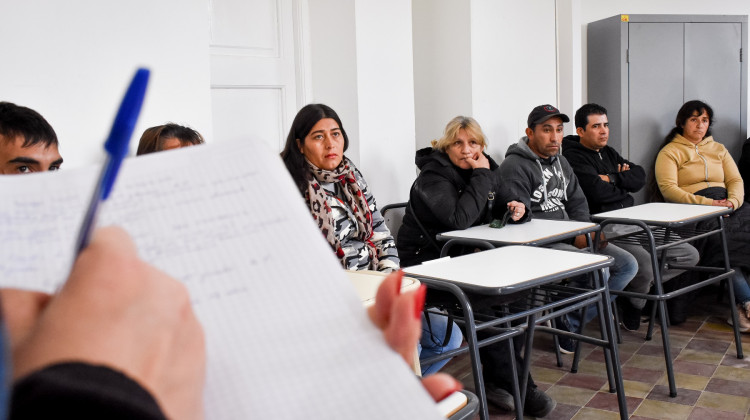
[469,291,537,393]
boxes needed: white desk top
[346,270,420,307]
[438,218,597,245]
[404,245,611,294]
[592,202,730,224]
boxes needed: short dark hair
[0,102,58,148]
[136,123,205,155]
[574,103,608,130]
[280,104,349,192]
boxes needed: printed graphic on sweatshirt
[531,165,565,213]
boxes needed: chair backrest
[380,202,407,245]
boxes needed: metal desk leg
[451,289,488,420]
[506,331,524,420]
[593,269,615,391]
[718,217,745,360]
[642,227,678,397]
[521,312,538,401]
[596,267,628,420]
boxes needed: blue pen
[74,68,150,253]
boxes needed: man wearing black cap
[498,104,588,221]
[498,104,637,354]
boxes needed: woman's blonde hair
[431,116,487,152]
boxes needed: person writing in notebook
[136,123,205,155]
[1,227,461,418]
[0,102,63,174]
[281,103,462,375]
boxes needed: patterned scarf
[304,157,378,267]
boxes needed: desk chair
[383,202,462,369]
[442,390,480,420]
[381,202,407,242]
[593,203,743,397]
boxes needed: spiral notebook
[0,141,442,420]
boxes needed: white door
[208,0,305,151]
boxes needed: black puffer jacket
[397,147,525,267]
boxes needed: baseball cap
[527,104,570,127]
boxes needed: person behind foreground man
[498,104,637,352]
[2,227,460,418]
[136,123,205,156]
[739,136,750,199]
[281,103,462,375]
[398,116,555,417]
[0,102,62,174]
[654,100,750,331]
[562,103,699,330]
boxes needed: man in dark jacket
[498,104,637,351]
[562,103,699,329]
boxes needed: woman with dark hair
[654,100,750,331]
[137,123,205,156]
[281,104,461,375]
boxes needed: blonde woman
[398,117,555,417]
[398,116,526,266]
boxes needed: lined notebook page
[0,142,442,420]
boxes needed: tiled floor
[442,288,750,419]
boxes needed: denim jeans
[616,241,700,309]
[731,267,750,305]
[548,242,638,333]
[418,309,463,375]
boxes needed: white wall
[306,0,418,205]
[354,0,418,205]
[556,0,583,132]
[412,0,473,150]
[0,0,212,168]
[307,0,361,162]
[470,1,559,162]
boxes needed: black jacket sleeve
[11,362,167,420]
[609,156,646,192]
[565,148,644,209]
[414,166,494,230]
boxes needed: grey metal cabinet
[587,14,747,203]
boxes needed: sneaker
[524,386,556,418]
[555,316,577,355]
[727,304,750,333]
[619,300,641,332]
[484,383,514,411]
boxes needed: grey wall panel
[587,16,627,154]
[685,23,744,158]
[628,22,684,203]
[587,14,747,205]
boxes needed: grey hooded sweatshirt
[498,136,590,222]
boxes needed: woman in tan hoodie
[655,100,750,331]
